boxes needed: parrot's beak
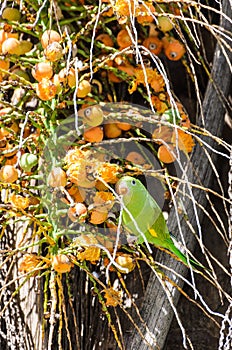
[115,181,128,195]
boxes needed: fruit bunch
[0,1,197,275]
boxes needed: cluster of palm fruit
[0,1,196,278]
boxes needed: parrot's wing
[147,194,170,238]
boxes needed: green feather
[116,176,203,269]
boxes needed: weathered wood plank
[125,1,232,349]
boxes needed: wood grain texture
[125,1,232,349]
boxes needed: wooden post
[125,1,232,349]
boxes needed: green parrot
[115,175,197,267]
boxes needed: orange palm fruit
[32,62,53,82]
[157,144,176,163]
[68,203,87,222]
[77,80,91,98]
[41,30,61,49]
[5,155,17,165]
[0,59,10,71]
[136,3,155,24]
[126,151,146,165]
[115,253,135,273]
[117,29,132,48]
[172,129,195,153]
[44,42,63,62]
[117,122,131,131]
[0,59,10,81]
[67,185,86,202]
[52,254,73,273]
[104,123,122,138]
[9,193,30,209]
[163,38,186,61]
[89,210,108,224]
[0,165,18,183]
[47,167,67,187]
[143,36,163,55]
[83,126,104,143]
[36,78,57,100]
[67,67,76,87]
[96,33,114,47]
[2,38,21,55]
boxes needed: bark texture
[125,1,232,349]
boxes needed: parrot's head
[115,176,145,205]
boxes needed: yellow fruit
[97,163,122,184]
[47,167,67,187]
[0,59,10,71]
[52,254,73,273]
[5,155,17,165]
[41,30,61,49]
[158,16,174,33]
[10,68,30,81]
[2,38,21,55]
[44,42,63,62]
[68,69,76,88]
[89,210,108,224]
[0,165,18,183]
[9,193,30,209]
[172,129,195,153]
[67,184,86,202]
[82,105,104,126]
[0,59,10,81]
[77,80,91,98]
[2,8,21,22]
[16,40,33,55]
[115,253,135,273]
[136,3,156,25]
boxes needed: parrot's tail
[166,240,206,271]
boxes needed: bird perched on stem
[116,175,203,269]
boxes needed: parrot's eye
[84,108,91,118]
[131,179,136,186]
